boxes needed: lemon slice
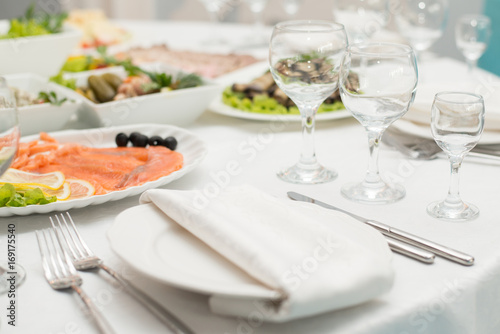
[41,182,71,201]
[0,169,65,190]
[65,179,95,200]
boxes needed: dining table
[1,20,500,334]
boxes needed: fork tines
[36,228,82,289]
[50,213,100,270]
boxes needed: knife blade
[288,191,474,266]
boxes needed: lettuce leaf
[0,183,57,207]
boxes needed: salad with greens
[222,71,344,115]
[0,183,56,207]
[0,4,67,39]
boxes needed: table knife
[288,192,474,266]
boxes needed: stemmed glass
[0,77,25,293]
[394,0,448,61]
[339,43,418,204]
[427,92,485,221]
[455,15,491,75]
[269,20,347,184]
[282,0,302,19]
[197,0,234,45]
[242,0,269,46]
[333,0,389,43]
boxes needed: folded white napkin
[404,81,500,131]
[139,185,394,322]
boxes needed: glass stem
[298,104,319,169]
[443,156,464,208]
[466,58,477,74]
[363,128,384,187]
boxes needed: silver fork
[36,228,116,334]
[50,212,195,334]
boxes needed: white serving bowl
[0,22,81,77]
[3,73,82,136]
[58,63,223,127]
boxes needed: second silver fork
[50,212,195,334]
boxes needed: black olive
[131,134,149,147]
[115,133,129,147]
[163,136,177,150]
[129,132,141,143]
[148,135,163,146]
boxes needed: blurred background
[0,0,493,70]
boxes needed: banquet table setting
[1,7,500,334]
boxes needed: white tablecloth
[2,21,500,334]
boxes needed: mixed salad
[0,4,67,39]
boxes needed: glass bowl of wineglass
[0,77,25,293]
[339,43,418,204]
[455,15,491,75]
[269,20,347,184]
[394,0,449,61]
[427,92,485,221]
[333,0,389,44]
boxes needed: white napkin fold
[139,185,394,322]
[404,81,500,131]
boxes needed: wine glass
[197,0,235,45]
[282,0,302,19]
[269,20,347,184]
[394,0,449,61]
[339,43,418,204]
[242,0,269,47]
[427,92,485,221]
[333,0,389,43]
[0,77,25,294]
[455,15,491,74]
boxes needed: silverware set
[383,127,500,162]
[36,212,195,334]
[288,192,475,266]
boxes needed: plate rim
[108,202,279,299]
[209,98,351,122]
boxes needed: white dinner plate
[392,119,500,145]
[108,202,279,299]
[210,61,351,122]
[108,200,391,300]
[0,124,207,217]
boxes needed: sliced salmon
[13,133,184,195]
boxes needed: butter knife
[288,192,474,266]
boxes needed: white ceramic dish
[0,124,207,217]
[392,119,500,145]
[0,22,81,77]
[210,61,350,122]
[209,98,351,122]
[3,73,81,136]
[107,200,391,299]
[57,63,223,127]
[108,202,279,299]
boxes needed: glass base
[0,263,26,294]
[277,163,337,184]
[341,181,405,204]
[427,200,479,221]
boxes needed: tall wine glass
[427,92,484,221]
[394,0,448,61]
[242,0,269,46]
[333,0,389,43]
[455,15,491,75]
[282,0,302,19]
[269,20,347,184]
[0,77,25,293]
[339,43,418,204]
[197,0,234,45]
